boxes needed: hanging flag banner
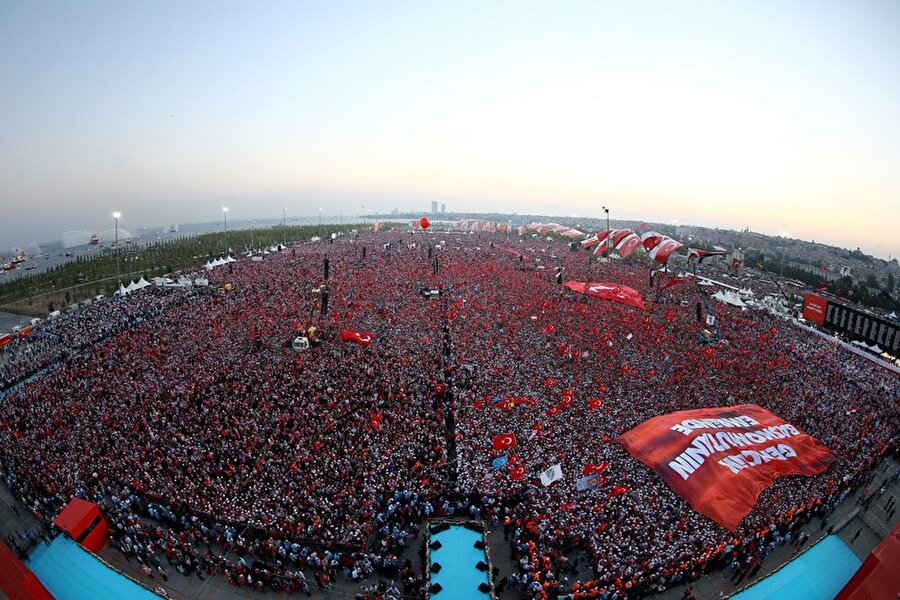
[617,404,835,531]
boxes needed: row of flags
[442,221,731,268]
[454,220,529,236]
[582,229,686,263]
[523,222,586,238]
[491,433,628,495]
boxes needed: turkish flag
[610,485,629,497]
[564,281,645,309]
[615,233,643,258]
[583,462,609,476]
[509,465,526,480]
[493,433,517,451]
[339,330,374,346]
[589,398,604,410]
[661,277,691,290]
[649,238,684,264]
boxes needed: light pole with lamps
[602,206,610,257]
[222,207,229,254]
[113,211,121,288]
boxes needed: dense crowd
[0,287,197,389]
[0,231,896,598]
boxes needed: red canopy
[835,521,900,599]
[0,539,52,600]
[53,497,108,553]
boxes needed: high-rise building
[440,203,446,213]
[431,201,438,214]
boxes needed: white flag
[540,464,563,487]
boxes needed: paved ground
[0,311,32,332]
[1,457,897,599]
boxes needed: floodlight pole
[113,211,121,288]
[602,206,610,258]
[222,207,229,254]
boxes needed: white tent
[712,290,747,308]
[134,277,151,290]
[204,256,230,270]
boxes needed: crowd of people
[0,286,197,389]
[0,230,895,598]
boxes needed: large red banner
[617,404,835,531]
[564,281,645,309]
[802,293,828,326]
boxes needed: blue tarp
[733,535,861,600]
[28,536,158,600]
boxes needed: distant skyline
[1,1,898,258]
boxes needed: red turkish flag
[339,330,374,346]
[493,433,517,451]
[583,462,609,476]
[589,398,604,410]
[617,404,835,531]
[661,277,691,290]
[615,233,643,258]
[610,485,629,497]
[564,281,645,309]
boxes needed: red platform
[0,539,53,600]
[52,498,108,553]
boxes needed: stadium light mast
[222,207,229,254]
[113,211,121,288]
[602,206,610,258]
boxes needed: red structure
[0,539,53,600]
[53,497,108,553]
[835,522,900,599]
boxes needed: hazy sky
[1,1,899,257]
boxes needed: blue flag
[576,474,599,491]
[492,456,509,469]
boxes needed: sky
[1,1,899,258]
